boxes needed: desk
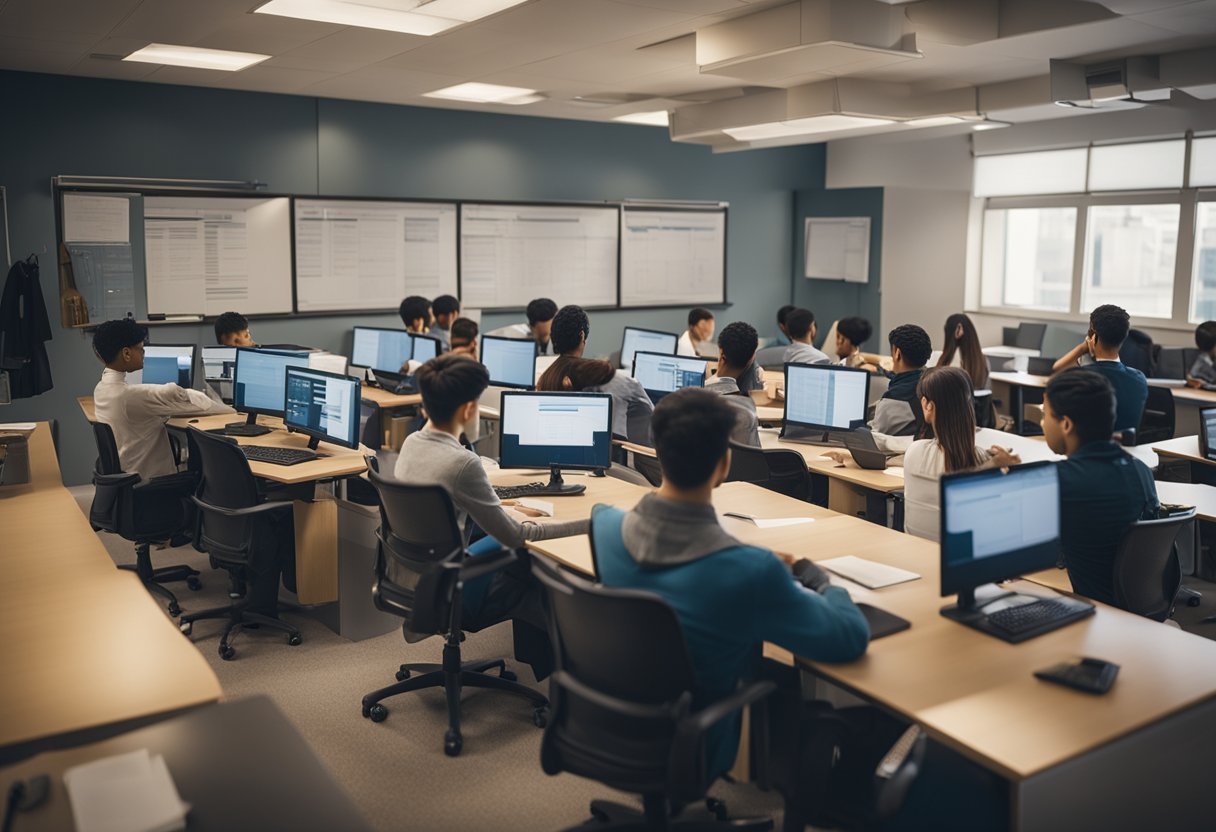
[0,423,221,762]
[0,697,372,832]
[758,430,902,524]
[1156,480,1216,521]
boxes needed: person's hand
[1084,333,1096,357]
[791,558,832,593]
[502,500,545,518]
[1187,376,1203,389]
[988,446,1021,468]
[773,550,798,567]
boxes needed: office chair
[178,428,302,660]
[1112,509,1196,621]
[754,345,789,371]
[360,467,548,757]
[87,421,201,617]
[973,390,996,429]
[1135,386,1175,446]
[1120,329,1155,375]
[632,452,664,486]
[727,441,811,502]
[532,555,776,831]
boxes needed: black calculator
[1034,657,1119,694]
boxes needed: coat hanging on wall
[0,254,54,398]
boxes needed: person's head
[449,317,479,357]
[940,313,987,387]
[1042,369,1116,455]
[717,321,758,376]
[550,305,589,356]
[652,387,739,496]
[536,355,616,392]
[835,316,872,359]
[1196,321,1216,356]
[777,304,796,337]
[93,319,149,372]
[399,296,432,333]
[917,367,979,472]
[688,307,715,342]
[786,308,816,344]
[214,311,254,347]
[526,297,558,349]
[432,295,460,330]
[888,324,932,372]
[415,353,489,430]
[1089,304,1131,351]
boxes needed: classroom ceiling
[1,0,1215,151]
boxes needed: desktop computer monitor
[1015,322,1047,351]
[283,366,361,450]
[620,327,677,371]
[410,333,440,365]
[1199,407,1216,461]
[231,348,311,432]
[782,363,870,438]
[498,392,613,495]
[351,327,412,372]
[137,345,195,387]
[481,335,537,389]
[202,346,236,380]
[632,351,708,402]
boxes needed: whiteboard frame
[619,204,728,309]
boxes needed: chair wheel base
[533,707,548,729]
[395,669,409,682]
[219,644,235,661]
[1188,595,1202,608]
[501,669,518,682]
[366,704,388,723]
[179,621,192,636]
[186,576,202,591]
[167,603,181,618]
[288,633,302,646]
[444,730,462,757]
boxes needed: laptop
[369,369,416,395]
[1199,407,1216,462]
[1026,356,1055,376]
[843,428,887,470]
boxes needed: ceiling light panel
[612,111,670,126]
[423,81,541,103]
[724,114,893,142]
[123,43,270,71]
[256,0,483,36]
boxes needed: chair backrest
[359,398,382,451]
[1120,329,1155,375]
[632,453,664,487]
[89,420,123,476]
[972,389,996,429]
[727,441,811,501]
[1112,512,1195,621]
[88,421,128,533]
[755,345,788,370]
[1135,386,1175,444]
[1001,326,1019,347]
[187,428,264,562]
[1155,347,1187,380]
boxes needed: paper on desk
[0,422,37,432]
[818,556,919,590]
[64,749,190,832]
[723,512,814,529]
[515,498,554,517]
[882,467,904,478]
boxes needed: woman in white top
[676,307,715,357]
[903,366,1020,541]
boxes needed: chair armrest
[459,547,517,582]
[135,471,197,497]
[552,670,690,722]
[683,680,777,737]
[190,496,293,518]
[668,680,777,802]
[93,471,141,490]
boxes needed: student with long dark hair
[937,313,989,391]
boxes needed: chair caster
[532,707,548,729]
[367,704,388,723]
[500,669,517,682]
[444,730,462,757]
[179,621,193,636]
[1188,595,1202,607]
[287,633,302,646]
[395,669,410,682]
[186,576,202,591]
[219,644,235,661]
[706,797,728,821]
[167,602,181,618]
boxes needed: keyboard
[493,482,551,500]
[986,598,1093,639]
[241,445,318,466]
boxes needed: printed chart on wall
[460,203,618,309]
[60,192,136,323]
[805,217,870,283]
[144,195,293,316]
[620,206,726,307]
[294,199,458,312]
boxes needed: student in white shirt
[902,367,1020,541]
[677,308,715,358]
[92,319,232,481]
[487,297,558,355]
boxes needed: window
[1191,137,1216,188]
[973,149,1087,198]
[1190,201,1216,323]
[1088,140,1185,191]
[1081,204,1179,319]
[981,207,1076,312]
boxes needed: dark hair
[937,313,988,389]
[1089,304,1130,349]
[432,295,460,317]
[415,354,489,423]
[550,305,590,355]
[214,311,248,342]
[786,308,815,340]
[399,295,431,328]
[836,316,872,349]
[777,304,796,325]
[688,307,714,326]
[652,388,738,489]
[889,324,932,368]
[93,319,148,364]
[917,367,980,472]
[718,321,758,369]
[450,317,479,347]
[1195,321,1216,353]
[537,355,615,392]
[1045,369,1116,444]
[526,297,558,327]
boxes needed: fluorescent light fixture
[902,116,966,128]
[724,114,893,142]
[423,82,542,104]
[612,111,669,127]
[123,43,270,71]
[255,0,528,36]
[972,118,1012,131]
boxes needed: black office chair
[359,467,548,757]
[727,441,811,502]
[87,421,201,617]
[1135,386,1175,446]
[1112,510,1196,621]
[532,555,776,831]
[972,390,996,429]
[1120,329,1155,376]
[1155,347,1188,380]
[754,345,789,371]
[632,452,664,487]
[178,428,302,660]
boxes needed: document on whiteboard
[63,193,129,244]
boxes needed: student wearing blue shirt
[1051,304,1148,434]
[591,387,869,778]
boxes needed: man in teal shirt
[591,388,870,777]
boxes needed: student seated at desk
[487,297,558,355]
[92,319,232,481]
[870,324,931,438]
[592,388,869,778]
[774,303,795,347]
[214,311,256,348]
[430,294,460,350]
[1051,304,1147,434]
[705,321,761,447]
[903,367,1020,542]
[936,313,989,391]
[677,307,715,357]
[448,317,479,359]
[537,305,654,445]
[834,316,873,369]
[783,308,831,366]
[398,295,432,336]
[1042,370,1159,606]
[1186,320,1216,390]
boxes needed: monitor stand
[223,413,271,437]
[539,465,586,497]
[779,425,846,448]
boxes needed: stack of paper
[64,749,190,832]
[723,512,815,529]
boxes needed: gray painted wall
[0,70,825,484]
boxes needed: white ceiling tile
[1129,0,1216,34]
[610,0,745,12]
[0,35,90,55]
[985,17,1180,60]
[305,66,466,101]
[0,48,81,74]
[377,27,572,76]
[514,43,692,83]
[191,14,343,54]
[479,0,694,45]
[108,0,247,44]
[0,0,142,39]
[70,54,164,80]
[278,27,426,63]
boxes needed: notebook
[818,556,920,590]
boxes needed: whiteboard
[294,198,457,312]
[621,207,725,307]
[460,203,618,309]
[805,217,871,283]
[144,196,293,316]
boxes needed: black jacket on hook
[0,255,54,398]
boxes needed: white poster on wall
[805,217,870,284]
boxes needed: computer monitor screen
[1200,407,1216,461]
[233,348,311,417]
[138,345,195,387]
[481,335,537,389]
[410,334,440,364]
[620,327,677,371]
[202,346,236,380]
[1015,322,1047,351]
[284,366,361,450]
[783,363,869,431]
[939,461,1061,597]
[632,351,708,400]
[351,327,412,372]
[499,392,612,471]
